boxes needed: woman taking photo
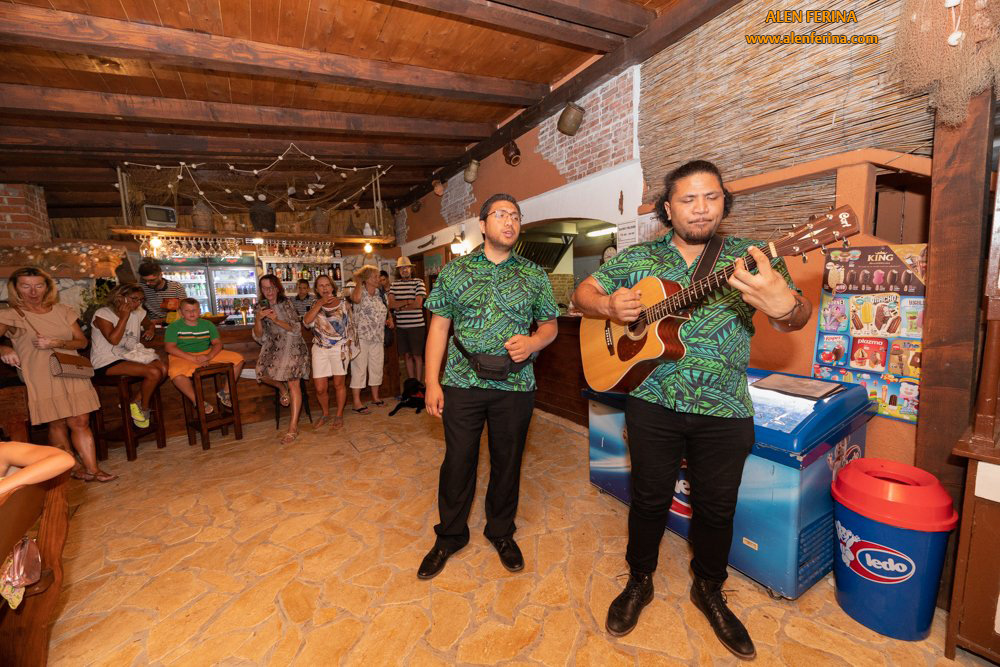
[304,274,355,429]
[253,274,310,445]
[349,264,389,411]
[0,267,115,482]
[90,283,166,428]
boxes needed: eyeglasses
[127,296,144,303]
[489,209,521,224]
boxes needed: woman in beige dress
[0,267,115,482]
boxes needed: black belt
[452,335,534,381]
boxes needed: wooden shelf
[109,227,394,245]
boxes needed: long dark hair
[258,274,287,302]
[655,159,733,227]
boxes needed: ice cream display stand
[586,368,875,598]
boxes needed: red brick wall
[534,68,636,183]
[0,184,51,242]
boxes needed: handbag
[12,305,94,379]
[0,536,41,610]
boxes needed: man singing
[572,160,811,660]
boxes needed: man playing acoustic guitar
[572,160,811,660]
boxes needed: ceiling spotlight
[363,242,373,254]
[463,159,480,183]
[257,193,266,201]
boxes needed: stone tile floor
[48,406,990,666]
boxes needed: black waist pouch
[452,336,533,381]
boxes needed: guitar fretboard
[637,243,772,325]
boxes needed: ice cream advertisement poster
[813,244,925,423]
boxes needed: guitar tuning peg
[842,238,850,248]
[802,254,808,264]
[819,245,827,255]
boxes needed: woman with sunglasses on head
[0,267,115,483]
[90,283,166,429]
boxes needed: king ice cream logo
[836,520,916,584]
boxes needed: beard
[673,218,719,244]
[485,228,517,251]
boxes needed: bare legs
[313,375,347,423]
[48,414,109,477]
[105,360,167,410]
[403,353,424,382]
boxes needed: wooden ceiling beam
[0,167,118,183]
[394,0,622,52]
[48,206,124,218]
[495,0,655,37]
[0,127,466,162]
[0,5,548,106]
[0,84,493,141]
[399,0,743,207]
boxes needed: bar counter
[533,316,588,426]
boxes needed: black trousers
[624,395,755,583]
[434,386,535,550]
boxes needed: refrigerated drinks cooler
[159,255,258,323]
[586,368,875,598]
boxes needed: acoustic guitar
[580,205,859,393]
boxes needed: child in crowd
[164,298,244,414]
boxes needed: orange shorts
[168,349,244,379]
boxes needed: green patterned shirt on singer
[591,230,798,418]
[425,248,559,392]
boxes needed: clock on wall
[601,244,618,264]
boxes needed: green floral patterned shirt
[425,248,559,392]
[591,230,798,417]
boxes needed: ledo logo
[835,520,916,584]
[669,462,692,519]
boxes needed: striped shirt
[291,296,316,320]
[389,278,427,328]
[164,318,219,354]
[140,279,187,320]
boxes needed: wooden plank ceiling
[0,0,728,219]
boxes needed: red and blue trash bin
[831,458,959,640]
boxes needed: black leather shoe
[605,571,654,636]
[417,545,458,580]
[690,576,756,660]
[490,537,524,572]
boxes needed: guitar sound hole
[625,320,646,340]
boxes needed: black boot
[690,576,755,660]
[605,571,654,637]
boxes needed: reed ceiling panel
[639,0,934,239]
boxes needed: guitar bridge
[603,320,614,355]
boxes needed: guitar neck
[644,243,772,322]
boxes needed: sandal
[73,469,118,483]
[280,431,299,445]
[314,415,330,429]
[278,384,290,407]
[371,400,385,407]
[203,401,215,416]
[352,406,371,415]
[331,415,344,428]
[217,391,232,409]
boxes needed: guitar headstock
[769,205,860,260]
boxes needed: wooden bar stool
[272,378,313,429]
[91,374,166,461]
[180,363,243,450]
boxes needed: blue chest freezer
[586,368,875,598]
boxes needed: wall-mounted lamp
[557,102,586,136]
[432,179,445,196]
[502,141,521,166]
[412,200,422,213]
[363,242,373,254]
[463,160,480,183]
[450,225,467,255]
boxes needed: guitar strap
[691,234,725,288]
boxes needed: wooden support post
[919,87,995,605]
[835,163,877,234]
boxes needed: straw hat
[396,256,413,268]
